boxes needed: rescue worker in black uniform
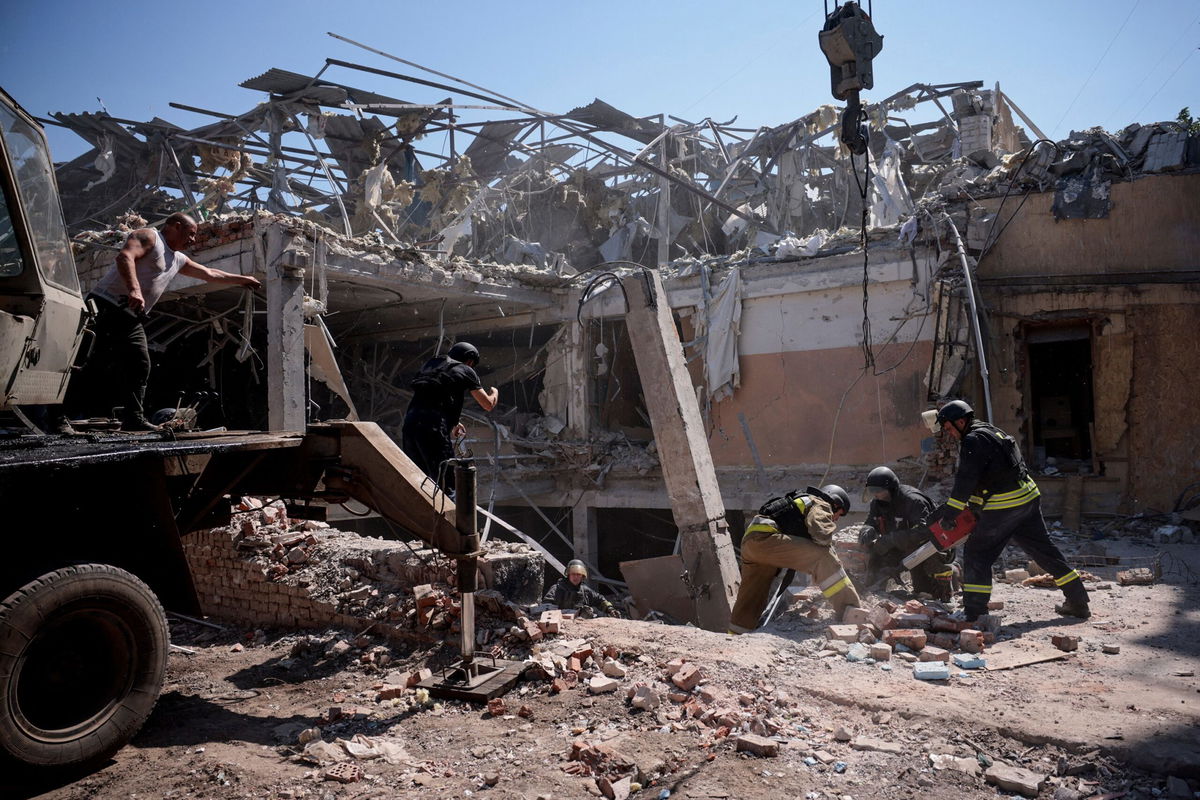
[401,342,497,493]
[860,466,958,601]
[930,400,1090,621]
[543,560,620,618]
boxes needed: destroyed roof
[49,54,1198,274]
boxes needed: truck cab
[0,87,88,409]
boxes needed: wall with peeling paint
[977,172,1200,514]
[700,255,937,468]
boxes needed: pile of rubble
[225,497,544,638]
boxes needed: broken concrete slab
[984,762,1045,797]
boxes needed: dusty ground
[6,535,1199,800]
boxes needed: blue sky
[2,0,1197,162]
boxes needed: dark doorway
[1026,326,1094,469]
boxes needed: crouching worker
[861,466,959,601]
[543,559,620,618]
[729,485,861,633]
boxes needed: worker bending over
[729,484,861,633]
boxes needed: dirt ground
[6,534,1199,800]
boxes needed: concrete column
[620,270,740,631]
[266,251,306,431]
[572,501,598,570]
[565,319,589,439]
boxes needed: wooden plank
[984,643,1073,671]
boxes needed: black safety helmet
[447,341,480,365]
[862,466,899,503]
[935,399,974,426]
[808,484,851,515]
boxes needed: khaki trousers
[729,529,861,632]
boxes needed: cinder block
[869,643,892,661]
[826,624,860,643]
[913,661,951,681]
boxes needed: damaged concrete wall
[977,172,1200,514]
[703,254,935,468]
[974,174,1200,277]
[1126,304,1200,513]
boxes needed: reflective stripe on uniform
[819,569,851,598]
[746,515,780,536]
[1055,569,1080,586]
[981,477,1040,510]
[963,583,992,594]
[932,569,953,579]
[947,497,968,510]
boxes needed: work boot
[1055,601,1091,620]
[120,416,162,432]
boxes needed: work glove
[857,525,880,548]
[607,608,622,618]
[869,533,896,556]
[929,504,959,529]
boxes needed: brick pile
[814,598,1001,676]
[182,497,541,643]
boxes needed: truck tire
[0,564,168,769]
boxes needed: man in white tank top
[68,212,260,431]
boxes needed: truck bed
[0,429,305,473]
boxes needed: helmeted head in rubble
[447,341,480,367]
[566,559,588,585]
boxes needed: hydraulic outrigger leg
[421,460,524,701]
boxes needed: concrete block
[952,653,986,670]
[897,651,919,663]
[1005,569,1030,582]
[986,600,1005,610]
[985,763,1045,797]
[913,661,951,681]
[664,658,685,676]
[846,643,871,662]
[631,686,660,710]
[850,736,904,754]
[588,676,620,694]
[882,629,927,650]
[1117,567,1156,586]
[1102,643,1120,655]
[826,624,860,643]
[869,643,893,661]
[601,659,627,678]
[538,609,563,634]
[486,698,507,716]
[736,734,779,757]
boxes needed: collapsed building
[49,48,1200,605]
